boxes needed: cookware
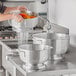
[33,32,70,60]
[18,43,52,71]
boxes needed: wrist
[10,14,15,19]
[14,6,20,10]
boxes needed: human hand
[12,14,24,22]
[16,6,27,11]
[4,6,27,14]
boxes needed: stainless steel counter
[0,22,72,76]
[7,48,76,76]
[0,36,76,76]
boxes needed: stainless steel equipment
[0,25,17,67]
[12,14,53,72]
[0,25,18,76]
[0,25,17,41]
[11,8,70,72]
[16,16,51,46]
[33,32,70,60]
[0,1,70,76]
[18,42,52,72]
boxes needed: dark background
[0,0,6,2]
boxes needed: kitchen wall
[50,0,76,47]
[48,1,76,75]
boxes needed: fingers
[17,6,27,11]
[12,14,24,22]
[16,15,23,22]
[11,6,27,22]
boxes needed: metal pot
[33,33,54,45]
[18,43,52,71]
[18,44,52,64]
[33,32,70,60]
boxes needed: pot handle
[16,49,26,57]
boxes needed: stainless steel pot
[18,43,52,71]
[33,32,70,60]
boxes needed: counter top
[7,48,76,76]
[1,40,76,76]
